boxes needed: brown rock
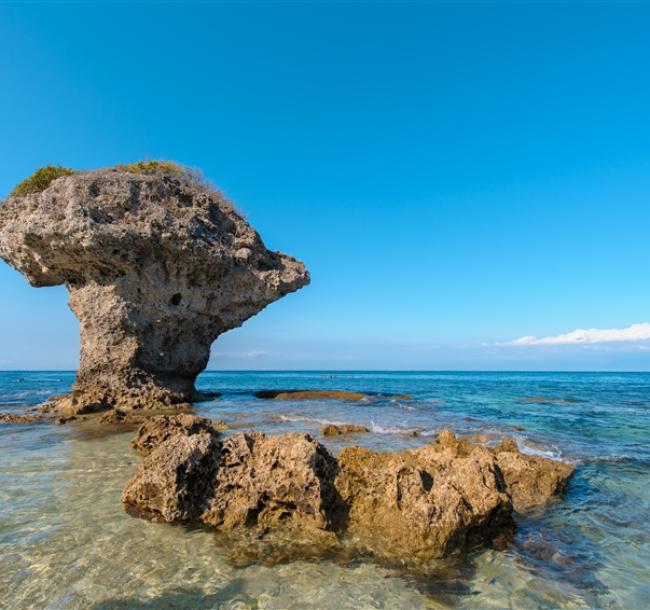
[122,429,574,565]
[495,447,575,512]
[123,431,220,522]
[131,414,224,456]
[201,432,341,532]
[321,423,370,436]
[0,165,308,415]
[123,431,340,532]
[335,435,512,559]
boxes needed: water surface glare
[1,371,649,609]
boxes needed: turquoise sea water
[1,371,649,609]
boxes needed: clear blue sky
[1,1,650,371]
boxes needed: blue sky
[1,2,650,371]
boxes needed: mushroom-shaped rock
[0,166,309,413]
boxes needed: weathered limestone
[0,167,309,414]
[131,413,227,456]
[123,431,341,532]
[495,440,574,511]
[122,427,574,564]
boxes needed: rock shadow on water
[89,579,250,610]
[505,471,613,607]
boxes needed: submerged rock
[0,164,309,415]
[0,412,46,424]
[321,423,370,436]
[122,429,573,565]
[254,389,412,401]
[256,390,368,401]
[98,410,147,426]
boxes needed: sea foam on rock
[122,426,574,565]
[0,165,309,415]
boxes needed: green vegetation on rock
[10,165,76,197]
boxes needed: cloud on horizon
[508,323,650,346]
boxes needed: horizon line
[2,369,650,374]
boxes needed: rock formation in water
[0,164,309,414]
[122,424,574,564]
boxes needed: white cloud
[508,323,650,346]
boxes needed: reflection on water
[1,371,650,608]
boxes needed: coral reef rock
[122,429,574,565]
[0,166,309,414]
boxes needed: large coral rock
[122,429,574,564]
[0,167,309,414]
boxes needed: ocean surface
[1,371,649,609]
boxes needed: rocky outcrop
[321,423,369,436]
[335,435,512,559]
[124,431,341,533]
[122,429,574,564]
[495,440,574,511]
[131,413,227,456]
[0,165,309,414]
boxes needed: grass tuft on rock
[11,165,76,197]
[115,160,183,175]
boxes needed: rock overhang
[0,164,310,413]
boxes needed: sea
[1,371,649,609]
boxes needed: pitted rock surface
[131,413,227,456]
[0,168,309,414]
[122,429,574,563]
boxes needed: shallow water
[1,371,649,609]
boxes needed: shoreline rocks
[0,165,309,415]
[122,427,574,565]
